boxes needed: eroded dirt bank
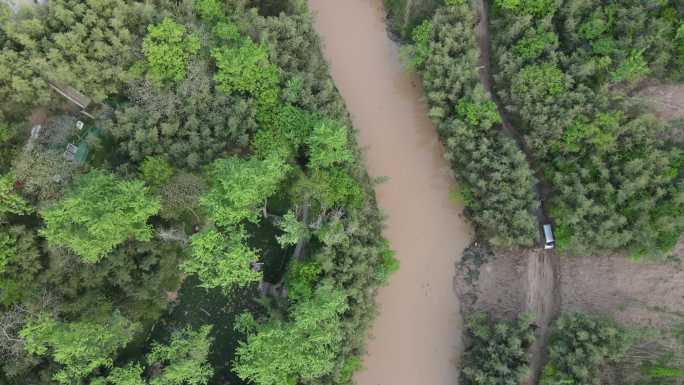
[308,1,472,384]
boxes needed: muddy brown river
[308,1,472,384]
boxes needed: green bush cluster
[460,313,536,385]
[541,313,632,385]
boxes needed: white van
[542,224,555,250]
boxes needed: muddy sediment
[308,1,473,384]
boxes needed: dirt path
[308,1,472,384]
[473,1,561,382]
[524,251,561,385]
[473,0,553,220]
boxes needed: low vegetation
[460,313,536,385]
[541,313,632,385]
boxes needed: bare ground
[636,81,684,122]
[523,251,561,385]
[456,247,684,384]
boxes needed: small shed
[64,126,102,164]
[48,82,91,109]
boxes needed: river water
[308,1,472,384]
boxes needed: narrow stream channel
[308,1,473,384]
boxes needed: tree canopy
[234,283,348,385]
[40,170,160,263]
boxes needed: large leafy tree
[181,228,261,289]
[20,312,140,385]
[201,156,290,226]
[0,172,30,219]
[306,120,355,170]
[97,364,146,385]
[40,170,161,263]
[305,120,363,209]
[146,325,214,385]
[142,18,200,84]
[234,283,348,385]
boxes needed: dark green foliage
[412,4,539,246]
[384,0,442,39]
[460,313,536,385]
[0,225,40,305]
[541,313,632,385]
[489,0,684,255]
[0,0,154,120]
[158,172,206,222]
[513,29,558,60]
[42,239,186,323]
[12,149,80,202]
[555,0,679,83]
[105,62,258,169]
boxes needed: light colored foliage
[103,364,146,385]
[20,312,140,385]
[140,156,174,189]
[201,156,290,226]
[182,227,261,289]
[0,172,30,218]
[143,18,200,84]
[147,325,214,385]
[307,120,355,170]
[212,41,279,97]
[234,283,348,385]
[276,210,309,248]
[40,170,161,263]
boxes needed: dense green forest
[404,0,683,256]
[397,0,684,384]
[0,1,396,384]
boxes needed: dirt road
[473,1,561,382]
[308,1,472,384]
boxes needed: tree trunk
[292,204,310,260]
